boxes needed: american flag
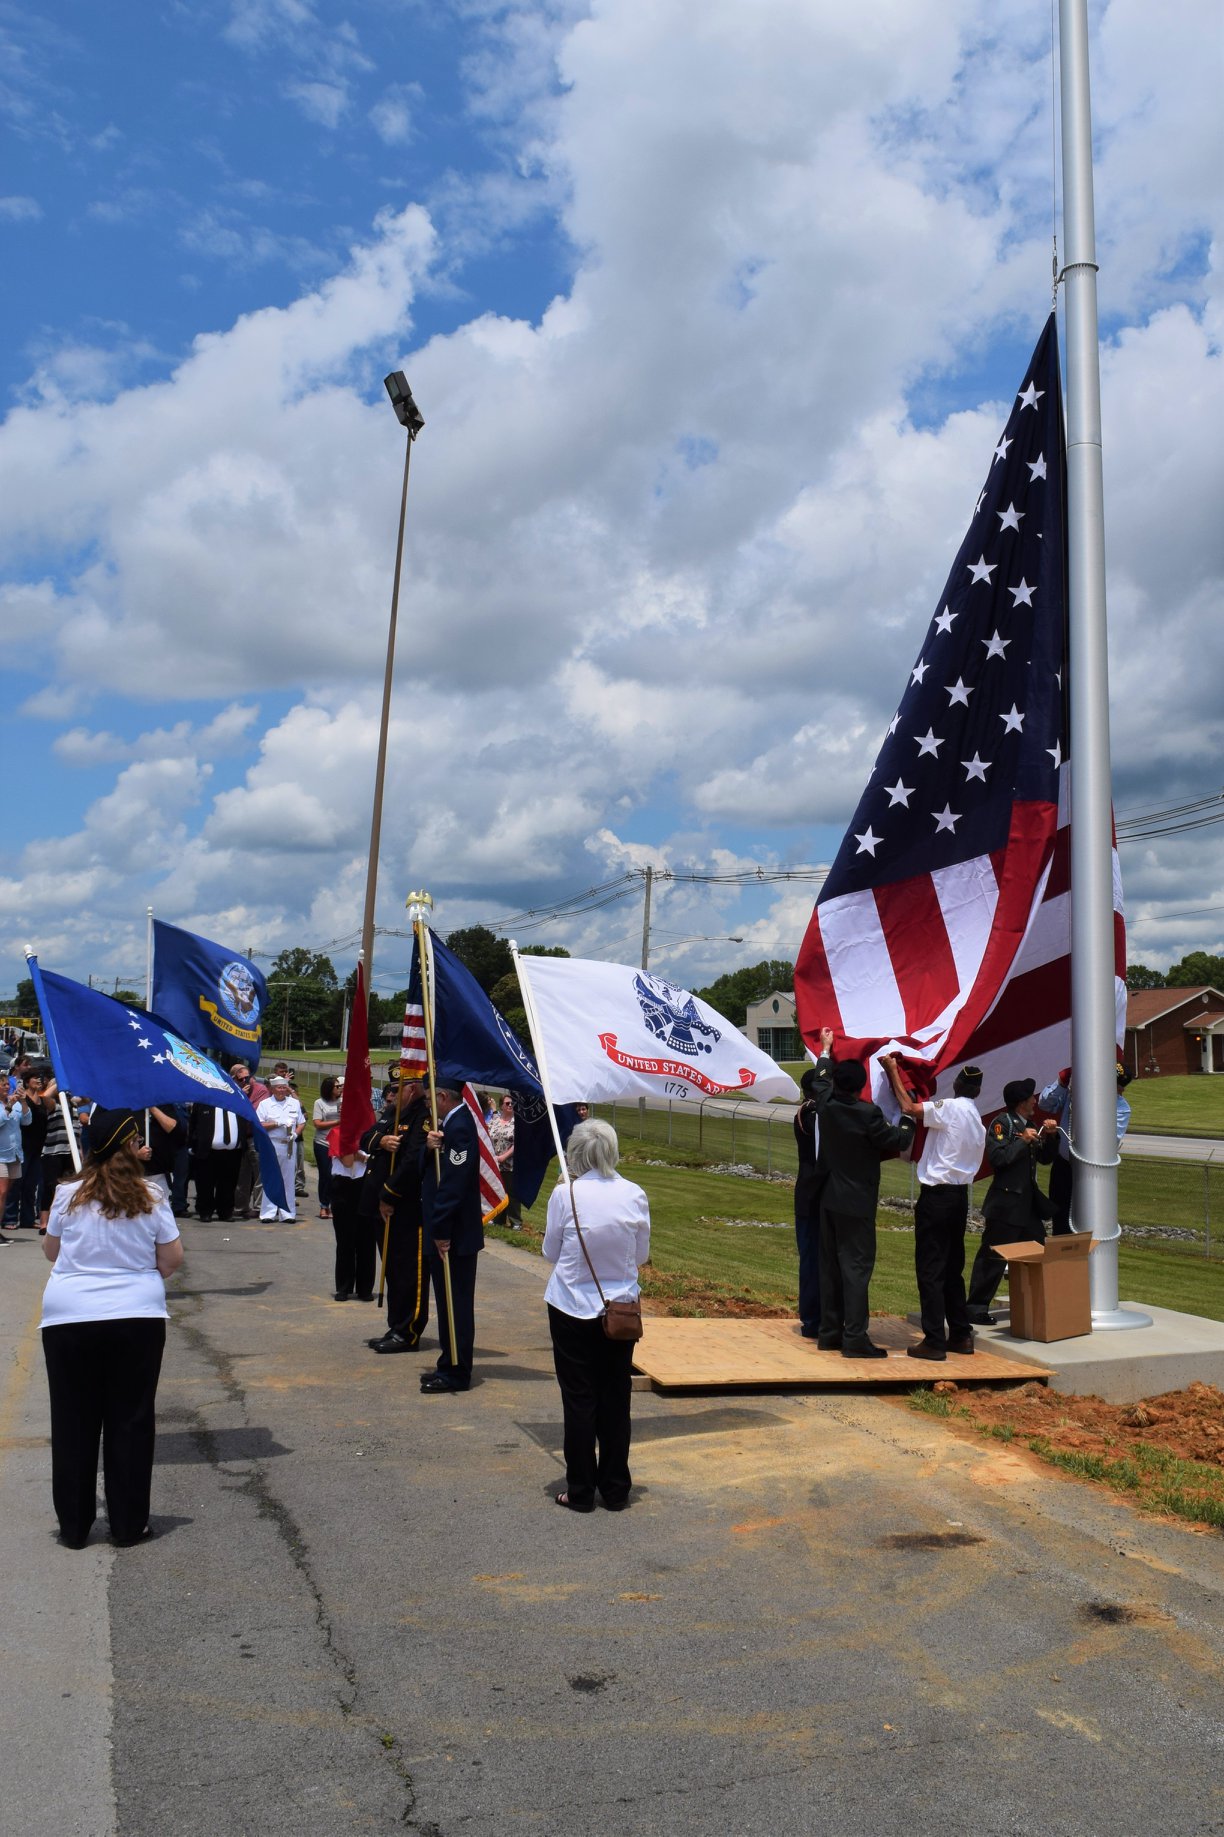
[400,946,428,1078]
[463,1084,508,1224]
[795,316,1125,1113]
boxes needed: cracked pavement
[3,1206,1224,1835]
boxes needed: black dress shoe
[800,1325,820,1339]
[355,1293,375,1303]
[420,1373,465,1393]
[816,1335,843,1351]
[334,1289,353,1301]
[965,1310,995,1326]
[907,1340,947,1362]
[374,1333,418,1354]
[947,1335,975,1355]
[842,1340,888,1359]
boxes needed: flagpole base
[1090,1306,1153,1332]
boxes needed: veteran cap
[87,1107,141,1161]
[1002,1077,1036,1108]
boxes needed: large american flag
[795,316,1125,1114]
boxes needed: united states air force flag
[151,919,267,1062]
[29,958,289,1213]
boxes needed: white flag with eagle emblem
[514,954,801,1106]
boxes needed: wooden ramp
[633,1315,1051,1392]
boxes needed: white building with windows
[744,990,800,1062]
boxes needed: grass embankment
[908,1382,1224,1531]
[484,1150,1224,1325]
[1124,1074,1224,1139]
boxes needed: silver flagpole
[1058,0,1148,1328]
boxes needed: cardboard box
[994,1234,1095,1343]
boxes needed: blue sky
[1,0,1221,999]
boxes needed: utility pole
[640,866,654,973]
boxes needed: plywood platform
[632,1315,1052,1392]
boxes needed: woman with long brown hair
[41,1108,183,1548]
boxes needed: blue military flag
[151,918,267,1064]
[28,957,288,1213]
[408,931,575,1209]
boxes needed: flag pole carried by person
[26,946,82,1175]
[408,890,459,1370]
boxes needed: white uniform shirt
[916,1095,986,1186]
[41,1180,180,1327]
[542,1171,651,1319]
[256,1094,305,1143]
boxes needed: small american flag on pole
[463,1084,508,1224]
[795,316,1125,1112]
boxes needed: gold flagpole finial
[406,889,434,925]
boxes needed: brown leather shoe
[907,1340,946,1362]
[946,1335,975,1355]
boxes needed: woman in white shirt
[41,1108,183,1548]
[542,1120,650,1513]
[312,1075,343,1220]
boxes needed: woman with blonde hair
[542,1119,650,1513]
[41,1108,183,1548]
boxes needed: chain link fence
[595,1096,1224,1260]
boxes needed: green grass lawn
[1125,1075,1224,1138]
[489,1150,1224,1324]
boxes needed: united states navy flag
[410,930,576,1209]
[151,919,267,1063]
[28,958,289,1213]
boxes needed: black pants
[794,1197,822,1333]
[914,1183,972,1348]
[191,1150,241,1221]
[818,1207,876,1346]
[430,1250,478,1387]
[234,1142,259,1216]
[967,1215,1046,1316]
[548,1304,634,1510]
[42,1318,166,1545]
[332,1180,375,1297]
[381,1211,430,1345]
[1048,1155,1073,1235]
[314,1141,333,1210]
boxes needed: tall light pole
[359,372,425,1011]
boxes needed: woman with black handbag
[542,1119,650,1513]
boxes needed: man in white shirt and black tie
[188,1102,251,1222]
[881,1057,986,1362]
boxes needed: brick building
[1123,986,1224,1078]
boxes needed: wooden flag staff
[409,891,459,1371]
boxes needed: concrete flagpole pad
[974,1303,1224,1403]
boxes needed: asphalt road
[3,1197,1224,1837]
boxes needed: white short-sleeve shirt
[916,1095,987,1187]
[41,1180,181,1327]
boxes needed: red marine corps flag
[795,317,1125,1113]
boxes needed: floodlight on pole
[359,374,425,1007]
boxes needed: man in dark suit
[368,1078,431,1353]
[966,1077,1059,1324]
[793,1026,835,1338]
[411,1078,484,1394]
[813,1056,916,1358]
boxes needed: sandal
[554,1491,593,1513]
